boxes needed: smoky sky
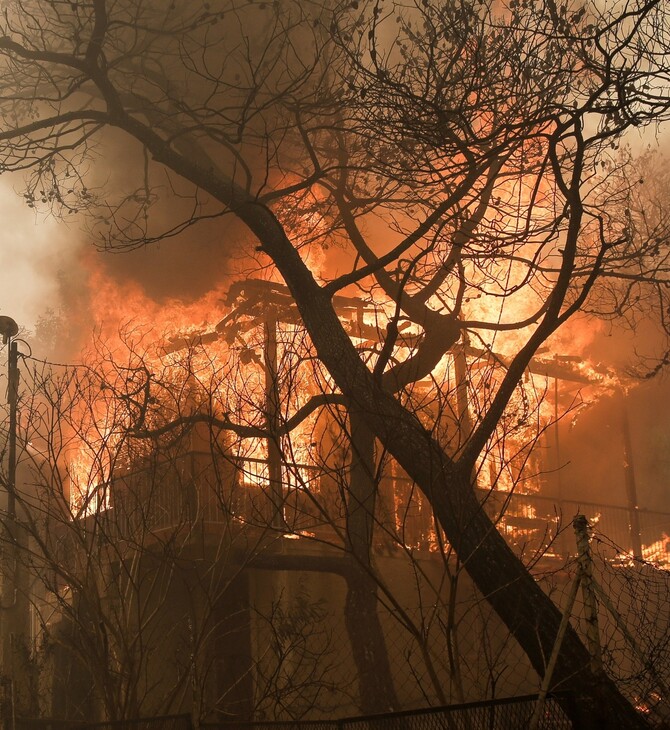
[0,174,78,332]
[0,127,254,339]
[95,214,248,302]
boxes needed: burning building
[1,274,668,724]
[0,1,669,727]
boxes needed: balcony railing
[89,452,670,564]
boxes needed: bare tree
[1,0,670,726]
[3,330,352,723]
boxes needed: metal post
[2,341,20,696]
[531,516,603,730]
[573,514,603,674]
[0,318,19,730]
[529,555,581,730]
[6,342,17,528]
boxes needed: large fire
[32,208,664,566]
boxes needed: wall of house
[246,548,541,721]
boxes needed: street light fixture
[0,317,18,345]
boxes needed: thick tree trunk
[271,279,648,728]
[348,389,647,727]
[122,138,650,726]
[426,469,645,729]
[344,565,399,714]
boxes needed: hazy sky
[0,175,81,333]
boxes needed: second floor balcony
[64,450,670,568]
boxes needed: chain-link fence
[565,527,670,727]
[202,721,336,730]
[14,695,575,730]
[338,695,572,730]
[522,515,670,729]
[246,513,670,719]
[16,716,192,730]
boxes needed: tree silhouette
[1,0,670,725]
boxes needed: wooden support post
[620,395,643,560]
[264,312,284,530]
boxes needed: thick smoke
[0,174,81,333]
[558,376,670,515]
[83,132,248,302]
[0,127,252,358]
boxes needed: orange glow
[57,182,650,557]
[65,257,325,516]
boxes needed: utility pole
[0,317,19,730]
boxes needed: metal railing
[492,489,670,561]
[76,451,670,564]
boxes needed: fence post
[573,515,603,675]
[620,392,643,559]
[528,517,584,730]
